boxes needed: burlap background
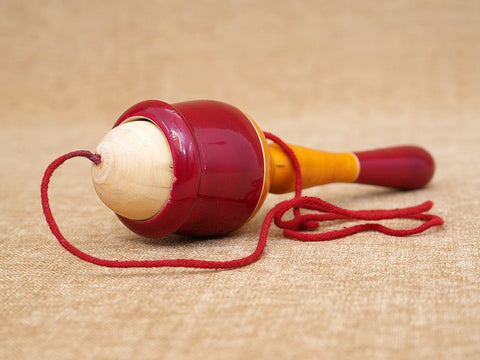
[2,1,479,359]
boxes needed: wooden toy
[90,100,435,238]
[41,99,443,268]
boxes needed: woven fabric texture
[1,1,479,359]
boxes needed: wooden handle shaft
[269,143,359,193]
[269,144,435,193]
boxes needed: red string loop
[41,135,444,269]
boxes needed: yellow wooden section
[268,143,360,194]
[241,112,272,221]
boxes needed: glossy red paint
[354,146,435,189]
[113,100,266,238]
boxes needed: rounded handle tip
[354,146,435,189]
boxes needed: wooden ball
[91,120,174,220]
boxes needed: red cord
[41,136,444,269]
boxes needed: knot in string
[41,134,444,269]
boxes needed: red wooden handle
[354,146,435,189]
